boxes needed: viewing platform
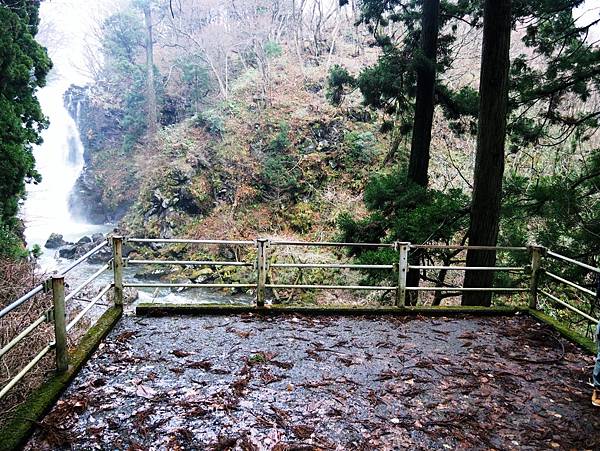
[1,237,598,450]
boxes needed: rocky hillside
[68,54,387,244]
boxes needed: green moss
[528,308,597,355]
[0,306,122,451]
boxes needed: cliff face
[64,86,130,224]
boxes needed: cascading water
[20,2,110,271]
[21,80,104,247]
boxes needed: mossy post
[112,236,124,306]
[51,276,68,373]
[396,242,410,307]
[256,238,269,308]
[528,245,545,309]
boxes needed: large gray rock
[45,233,67,249]
[77,236,92,245]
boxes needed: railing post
[256,238,269,308]
[51,276,68,373]
[396,242,410,307]
[528,244,545,309]
[112,236,124,307]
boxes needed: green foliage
[99,11,163,150]
[193,109,225,137]
[0,1,51,256]
[326,65,356,106]
[260,123,299,198]
[101,13,144,62]
[261,153,299,194]
[338,169,469,283]
[344,0,480,135]
[508,0,600,149]
[0,222,27,259]
[30,244,42,259]
[267,122,290,153]
[180,57,212,112]
[502,152,600,278]
[344,131,379,164]
[264,41,282,59]
[286,202,315,234]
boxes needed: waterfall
[21,79,104,250]
[19,2,111,267]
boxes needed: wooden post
[52,276,68,373]
[528,245,545,309]
[256,238,268,308]
[112,236,124,307]
[396,242,410,307]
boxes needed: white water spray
[20,1,115,266]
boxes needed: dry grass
[0,258,54,427]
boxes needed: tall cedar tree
[141,1,158,136]
[408,0,440,187]
[0,0,51,255]
[462,0,512,306]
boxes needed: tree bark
[407,0,440,188]
[462,0,512,306]
[143,4,158,136]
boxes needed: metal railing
[0,238,115,401]
[535,248,600,325]
[2,236,599,401]
[122,238,531,307]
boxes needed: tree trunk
[407,0,440,188]
[462,0,512,307]
[143,4,158,136]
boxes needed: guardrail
[537,248,600,325]
[0,238,115,401]
[123,238,531,307]
[2,236,599,401]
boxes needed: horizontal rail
[124,283,257,289]
[265,284,397,290]
[410,244,528,251]
[128,259,252,267]
[409,265,524,271]
[0,314,46,359]
[270,240,395,248]
[544,271,596,297]
[0,285,44,321]
[67,284,112,332]
[405,287,528,292]
[270,263,395,269]
[0,344,52,401]
[64,264,110,303]
[546,251,600,275]
[59,240,108,276]
[127,238,254,245]
[540,289,599,323]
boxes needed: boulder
[59,245,78,259]
[45,233,67,249]
[77,236,92,245]
[91,233,105,243]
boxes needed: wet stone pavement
[26,313,600,450]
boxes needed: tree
[140,1,158,135]
[407,0,440,187]
[98,11,154,148]
[0,0,52,257]
[462,0,512,306]
[327,0,479,171]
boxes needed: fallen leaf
[136,384,157,399]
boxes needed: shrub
[344,131,379,165]
[193,109,225,137]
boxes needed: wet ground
[26,313,600,450]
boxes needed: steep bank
[67,58,385,243]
